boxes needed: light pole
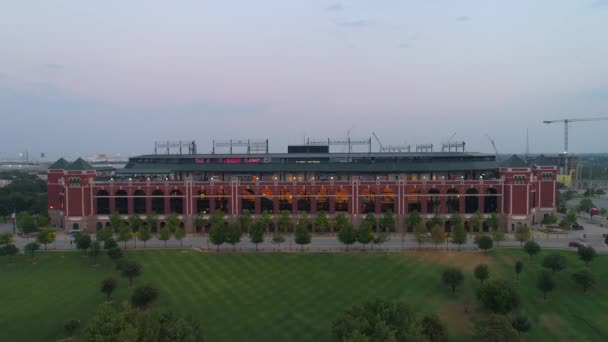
[588,165,592,224]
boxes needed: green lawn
[1,249,607,341]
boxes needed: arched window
[151,189,164,214]
[197,189,210,214]
[261,189,274,213]
[407,188,421,213]
[428,188,440,214]
[446,188,459,213]
[361,188,375,213]
[170,189,183,214]
[133,190,146,214]
[465,188,479,213]
[115,190,128,214]
[242,189,255,213]
[96,190,110,214]
[484,188,498,213]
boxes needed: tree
[421,314,447,342]
[357,221,374,248]
[572,268,595,292]
[491,227,505,247]
[24,242,40,259]
[451,222,467,250]
[473,314,518,342]
[194,212,207,233]
[128,214,142,234]
[474,264,490,286]
[0,232,13,246]
[542,213,558,226]
[406,210,422,231]
[239,209,253,233]
[294,221,311,251]
[515,261,523,280]
[122,260,142,287]
[451,212,463,228]
[75,233,92,255]
[271,233,285,249]
[109,212,123,233]
[380,210,396,232]
[487,213,499,231]
[225,221,242,251]
[470,211,483,233]
[578,198,594,213]
[372,232,390,249]
[208,219,226,251]
[107,247,123,262]
[1,244,19,264]
[430,224,445,250]
[104,237,118,249]
[515,224,532,246]
[363,213,377,231]
[131,285,158,309]
[577,245,596,266]
[174,226,186,248]
[564,209,578,226]
[278,210,292,233]
[36,214,49,228]
[97,226,113,243]
[145,212,158,234]
[138,223,151,248]
[89,241,101,265]
[314,211,330,233]
[511,313,531,337]
[523,241,540,260]
[64,319,81,337]
[337,222,357,250]
[249,220,265,251]
[542,253,567,273]
[537,270,555,299]
[334,213,350,231]
[118,223,133,249]
[158,227,171,248]
[430,213,442,229]
[414,221,428,249]
[442,267,464,293]
[165,212,180,233]
[17,212,37,237]
[475,235,493,254]
[101,277,117,302]
[476,279,520,314]
[36,228,56,250]
[260,210,274,232]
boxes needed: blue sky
[1,1,607,159]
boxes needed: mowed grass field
[1,249,608,341]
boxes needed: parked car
[571,222,584,230]
[568,241,583,248]
[68,230,80,237]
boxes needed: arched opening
[115,190,128,214]
[381,188,395,213]
[133,190,146,214]
[446,188,459,213]
[316,188,329,212]
[170,189,183,214]
[215,189,228,212]
[151,189,165,214]
[72,223,79,231]
[482,220,490,232]
[444,220,452,233]
[242,189,255,213]
[261,189,274,213]
[96,190,110,214]
[96,222,103,232]
[465,188,479,213]
[197,189,210,214]
[335,188,349,212]
[297,189,311,212]
[407,188,421,213]
[279,189,292,211]
[484,188,498,213]
[105,222,111,227]
[361,188,375,213]
[427,188,440,214]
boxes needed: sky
[1,0,608,160]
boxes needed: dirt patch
[436,302,477,336]
[402,251,495,272]
[539,314,568,342]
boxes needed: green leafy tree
[430,213,442,229]
[542,213,558,226]
[109,212,123,233]
[101,277,117,302]
[474,264,490,286]
[36,214,49,228]
[159,227,171,248]
[537,270,555,299]
[24,242,40,259]
[0,232,13,246]
[542,253,567,273]
[334,213,350,231]
[414,221,428,249]
[174,226,186,248]
[451,222,467,250]
[96,226,113,243]
[271,233,285,249]
[64,319,81,337]
[17,212,37,237]
[209,219,226,251]
[128,214,142,234]
[564,209,578,226]
[1,244,19,264]
[297,211,311,231]
[572,268,595,292]
[473,314,518,342]
[357,221,374,248]
[75,233,91,255]
[165,212,180,233]
[145,212,158,234]
[337,222,357,250]
[515,261,523,280]
[278,210,292,233]
[406,210,422,231]
[249,220,265,251]
[492,227,505,247]
[36,228,56,250]
[451,212,463,228]
[194,212,207,233]
[107,247,123,262]
[294,221,311,251]
[470,211,483,233]
[314,211,330,233]
[260,210,274,232]
[138,224,151,248]
[89,241,101,265]
[577,246,596,266]
[372,232,390,249]
[118,223,132,249]
[131,285,158,309]
[514,223,532,247]
[239,209,253,233]
[421,314,447,342]
[122,260,142,287]
[380,210,396,232]
[104,238,118,249]
[511,313,531,337]
[363,213,377,231]
[225,222,242,251]
[430,224,445,250]
[487,213,499,231]
[476,279,520,313]
[523,241,541,260]
[578,198,594,213]
[442,267,464,293]
[475,235,493,254]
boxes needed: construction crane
[485,134,498,156]
[372,132,386,152]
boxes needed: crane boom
[543,116,608,153]
[372,132,385,152]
